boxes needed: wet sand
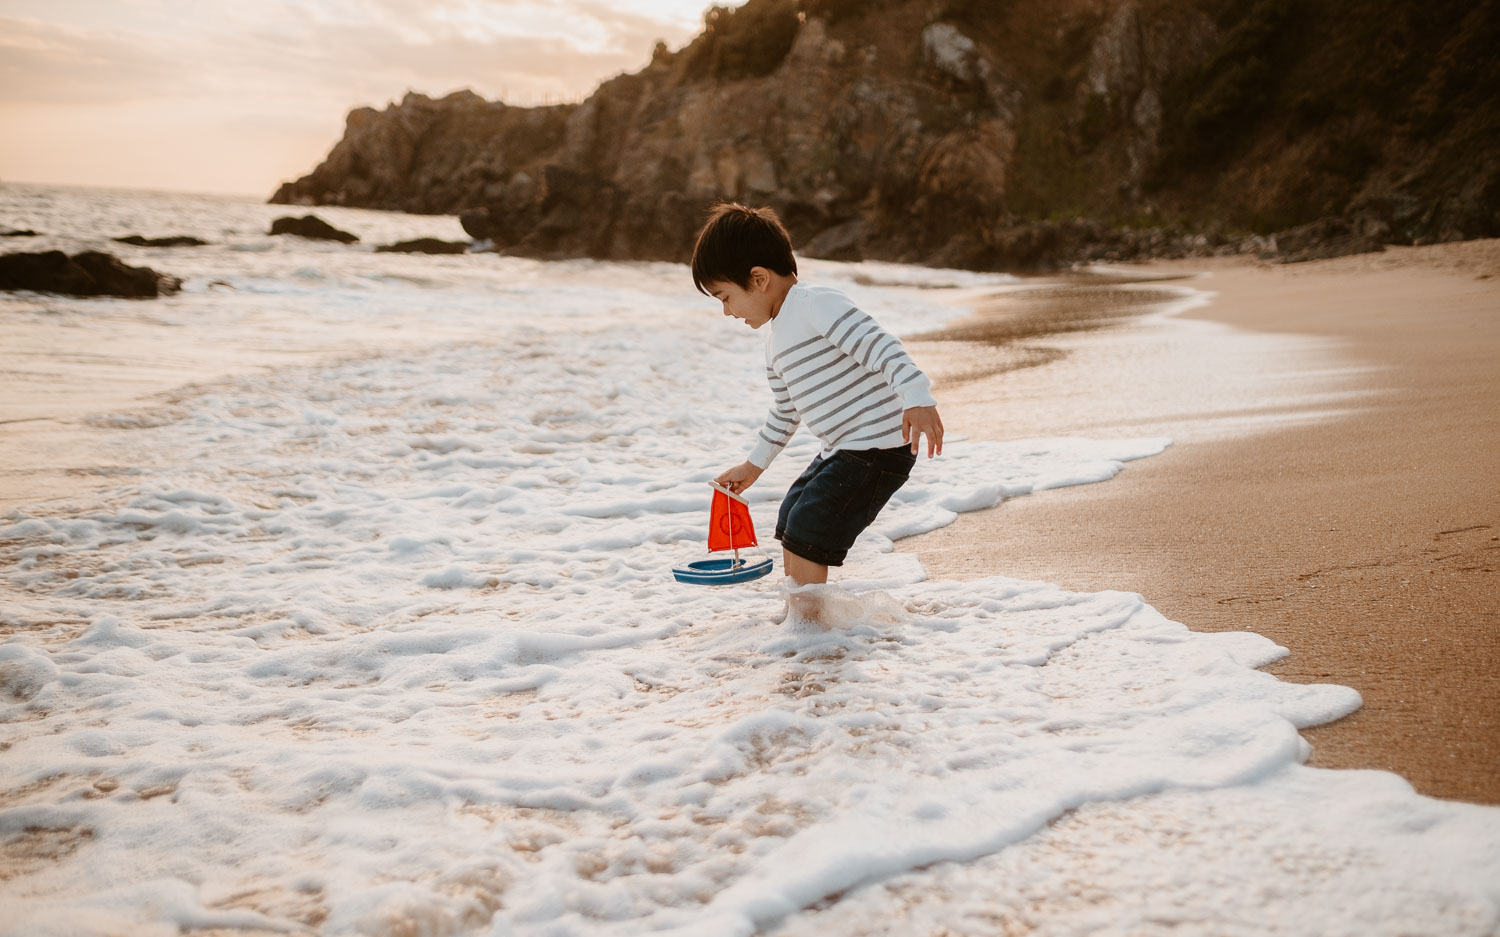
[904,241,1500,804]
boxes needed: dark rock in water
[0,250,183,298]
[269,215,359,243]
[0,251,93,295]
[458,208,493,242]
[375,237,469,254]
[2,229,39,237]
[114,234,209,248]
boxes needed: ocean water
[1,184,1496,936]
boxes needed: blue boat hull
[672,556,774,585]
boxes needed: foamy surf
[2,185,1497,935]
[776,580,907,632]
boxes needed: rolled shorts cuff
[774,528,850,568]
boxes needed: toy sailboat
[672,481,775,585]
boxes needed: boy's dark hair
[690,203,798,296]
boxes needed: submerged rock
[2,229,39,237]
[0,250,183,298]
[374,237,470,254]
[268,215,358,243]
[114,234,209,248]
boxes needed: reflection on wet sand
[909,272,1197,389]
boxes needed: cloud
[1,1,716,107]
[0,16,184,105]
[0,0,729,192]
[230,17,652,107]
[267,0,709,102]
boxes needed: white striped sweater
[747,284,937,468]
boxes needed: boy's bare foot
[786,588,827,629]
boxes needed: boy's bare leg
[783,550,828,585]
[783,549,829,624]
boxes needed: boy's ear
[748,266,770,291]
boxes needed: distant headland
[270,0,1499,271]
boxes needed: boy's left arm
[902,405,944,458]
[820,304,944,456]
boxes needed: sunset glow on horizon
[0,1,738,197]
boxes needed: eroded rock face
[269,8,1054,265]
[269,0,1500,269]
[0,250,183,298]
[271,91,572,219]
[268,215,359,244]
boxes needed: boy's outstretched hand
[903,406,944,458]
[715,460,764,495]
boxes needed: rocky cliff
[270,0,1500,269]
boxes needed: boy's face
[705,270,776,329]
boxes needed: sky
[0,1,736,196]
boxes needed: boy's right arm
[714,461,763,495]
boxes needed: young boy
[692,203,943,607]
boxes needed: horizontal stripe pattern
[747,285,935,468]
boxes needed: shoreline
[904,240,1500,804]
[5,234,1495,806]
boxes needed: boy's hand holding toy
[714,461,764,495]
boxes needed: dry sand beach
[907,240,1500,805]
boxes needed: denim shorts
[775,445,917,567]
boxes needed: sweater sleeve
[746,366,801,469]
[815,300,938,409]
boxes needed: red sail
[707,488,758,552]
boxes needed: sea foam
[1,185,1496,936]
